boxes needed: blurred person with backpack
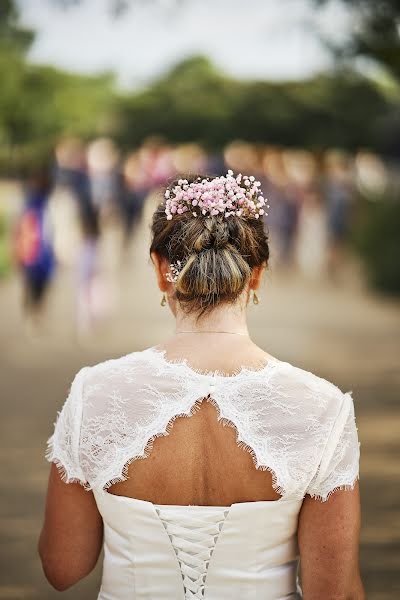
[14,167,55,327]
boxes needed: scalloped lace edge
[307,474,359,502]
[147,347,280,379]
[45,452,90,489]
[100,395,286,497]
[46,431,91,489]
[46,394,359,503]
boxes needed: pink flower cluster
[164,170,269,221]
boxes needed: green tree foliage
[114,56,390,151]
[0,1,393,172]
[0,1,115,172]
[353,195,400,295]
[0,59,115,172]
[315,0,400,82]
[114,58,240,149]
[0,0,34,54]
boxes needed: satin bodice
[46,348,360,598]
[94,490,303,600]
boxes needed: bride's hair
[150,175,270,314]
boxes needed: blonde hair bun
[150,176,270,315]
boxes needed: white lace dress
[46,347,360,600]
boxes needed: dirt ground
[0,200,399,599]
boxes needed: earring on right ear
[160,293,167,307]
[253,291,259,305]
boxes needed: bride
[39,171,364,599]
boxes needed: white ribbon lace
[155,505,230,599]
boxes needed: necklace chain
[175,330,249,336]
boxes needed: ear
[249,264,266,291]
[151,251,170,292]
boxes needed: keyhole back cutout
[108,399,282,505]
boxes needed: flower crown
[164,170,269,220]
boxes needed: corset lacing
[155,505,230,599]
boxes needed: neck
[174,300,249,335]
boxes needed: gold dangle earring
[253,291,259,305]
[160,293,167,307]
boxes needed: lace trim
[46,439,90,489]
[46,350,360,502]
[51,458,88,488]
[102,393,284,496]
[147,347,280,379]
[46,366,90,488]
[307,477,359,502]
[306,390,360,502]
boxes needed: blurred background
[0,0,399,598]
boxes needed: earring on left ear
[160,294,167,307]
[253,291,260,305]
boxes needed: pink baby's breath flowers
[164,171,268,221]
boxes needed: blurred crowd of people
[13,136,389,336]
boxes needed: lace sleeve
[307,391,360,502]
[45,367,89,486]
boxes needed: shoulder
[78,348,156,392]
[276,359,345,392]
[271,358,352,415]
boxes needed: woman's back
[110,400,281,505]
[49,342,358,503]
[109,338,281,505]
[46,343,358,599]
[40,171,363,600]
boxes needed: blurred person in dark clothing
[14,168,55,326]
[262,149,299,269]
[119,152,149,247]
[87,138,120,222]
[54,137,106,336]
[54,138,98,240]
[323,152,354,279]
[207,152,227,177]
[75,201,102,337]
